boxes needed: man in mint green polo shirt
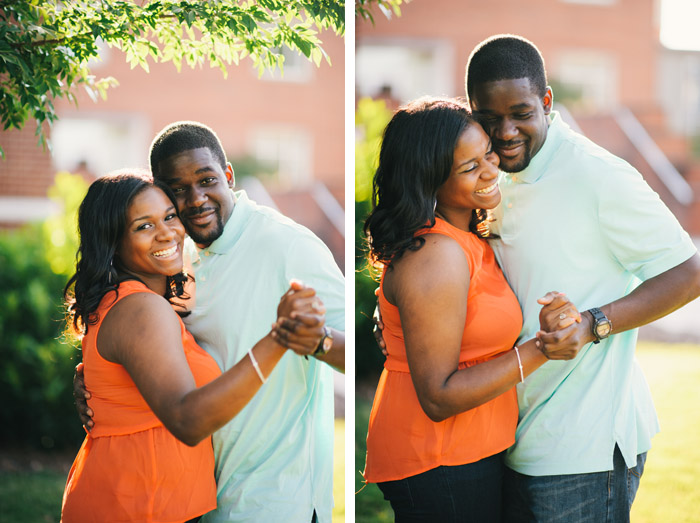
[466,35,700,521]
[149,121,345,523]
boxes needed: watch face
[322,337,333,352]
[596,321,612,338]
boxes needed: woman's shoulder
[98,279,154,306]
[99,284,176,337]
[401,231,464,264]
[388,230,469,292]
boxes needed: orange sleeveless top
[363,218,522,483]
[61,280,221,522]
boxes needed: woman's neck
[119,271,168,296]
[434,207,474,233]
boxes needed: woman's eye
[136,223,152,231]
[165,213,177,221]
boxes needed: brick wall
[0,121,54,197]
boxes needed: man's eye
[171,187,184,194]
[515,113,532,119]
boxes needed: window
[51,115,151,176]
[552,50,617,111]
[356,38,455,105]
[259,46,313,83]
[248,125,313,187]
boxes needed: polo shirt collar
[196,189,251,256]
[509,111,562,184]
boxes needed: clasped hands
[535,291,590,360]
[371,290,591,361]
[271,279,327,357]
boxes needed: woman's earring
[433,199,437,213]
[109,259,114,284]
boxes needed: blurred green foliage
[355,397,393,521]
[0,172,88,450]
[42,172,89,276]
[355,97,392,380]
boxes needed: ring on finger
[559,312,567,320]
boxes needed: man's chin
[500,156,531,174]
[186,224,223,246]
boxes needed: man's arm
[556,254,700,347]
[284,229,345,373]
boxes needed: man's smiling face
[470,77,552,173]
[155,147,235,247]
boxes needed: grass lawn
[630,342,700,522]
[355,341,700,522]
[334,418,345,522]
[0,419,346,522]
[0,469,67,523]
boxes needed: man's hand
[272,280,326,356]
[372,288,387,357]
[272,313,325,356]
[73,362,94,431]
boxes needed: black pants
[377,452,505,522]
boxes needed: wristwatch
[314,326,333,356]
[587,307,612,344]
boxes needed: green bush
[0,172,88,450]
[355,98,393,380]
[0,224,83,449]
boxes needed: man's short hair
[466,34,547,100]
[149,121,227,175]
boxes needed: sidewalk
[637,237,700,344]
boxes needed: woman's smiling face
[117,186,186,286]
[436,122,501,216]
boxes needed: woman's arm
[98,286,324,446]
[389,235,577,423]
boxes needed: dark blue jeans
[502,445,647,522]
[377,452,505,522]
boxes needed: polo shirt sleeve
[596,159,697,281]
[282,231,345,332]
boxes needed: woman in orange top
[61,171,324,522]
[363,98,582,522]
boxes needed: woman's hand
[277,279,325,318]
[535,292,587,360]
[272,280,326,356]
[537,291,581,332]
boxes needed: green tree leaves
[0,0,352,157]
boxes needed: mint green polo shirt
[489,112,697,476]
[183,191,344,522]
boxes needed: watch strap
[588,307,609,344]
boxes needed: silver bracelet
[248,349,267,384]
[513,345,524,383]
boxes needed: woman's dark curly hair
[364,96,494,268]
[64,169,190,337]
